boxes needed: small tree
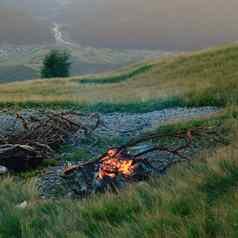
[41,49,71,78]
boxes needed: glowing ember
[97,148,135,180]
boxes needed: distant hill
[0,65,38,83]
[0,43,237,111]
[0,46,163,83]
[0,5,53,45]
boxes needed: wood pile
[0,111,100,171]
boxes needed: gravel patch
[95,106,221,138]
[0,106,220,139]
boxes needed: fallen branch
[63,126,225,178]
[0,110,101,171]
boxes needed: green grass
[1,113,236,237]
[1,43,238,237]
[1,130,238,237]
[79,64,153,84]
[0,97,186,113]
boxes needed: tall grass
[0,129,238,237]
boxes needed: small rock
[0,165,8,175]
[16,201,28,209]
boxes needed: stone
[16,201,28,209]
[0,165,8,175]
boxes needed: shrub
[41,49,71,78]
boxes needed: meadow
[0,43,238,237]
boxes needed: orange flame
[97,149,135,180]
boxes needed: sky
[1,0,238,50]
[64,0,238,50]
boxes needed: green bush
[41,49,71,78]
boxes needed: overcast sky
[64,0,238,50]
[1,0,238,50]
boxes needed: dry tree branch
[63,126,224,176]
[0,110,102,171]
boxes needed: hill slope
[0,43,237,111]
[0,44,238,238]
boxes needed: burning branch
[63,126,225,183]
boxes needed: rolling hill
[0,43,237,111]
[0,43,238,238]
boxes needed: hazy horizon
[1,0,238,50]
[64,0,238,50]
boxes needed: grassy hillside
[1,44,238,237]
[0,44,237,111]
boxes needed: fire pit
[61,129,198,197]
[39,126,224,199]
[62,147,154,196]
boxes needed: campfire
[61,126,225,198]
[62,146,153,196]
[97,148,135,180]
